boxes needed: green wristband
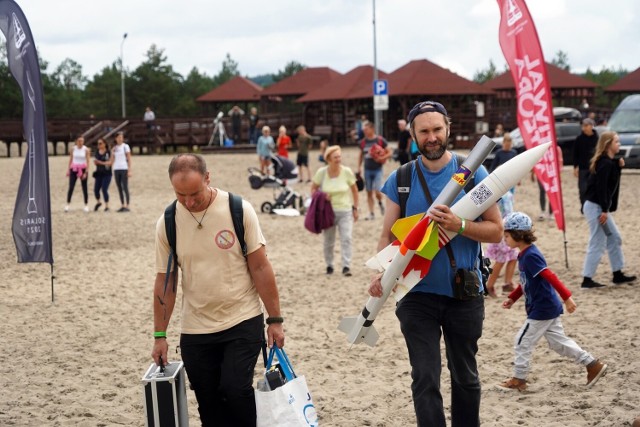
[457,217,466,235]
[154,331,167,338]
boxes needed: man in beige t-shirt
[151,154,285,427]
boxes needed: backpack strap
[229,192,247,258]
[396,160,415,218]
[163,200,178,295]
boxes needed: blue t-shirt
[517,244,563,320]
[381,154,489,297]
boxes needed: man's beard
[419,140,447,160]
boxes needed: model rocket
[337,135,497,347]
[338,141,551,347]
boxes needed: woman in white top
[65,136,91,212]
[112,131,132,212]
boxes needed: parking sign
[373,79,388,95]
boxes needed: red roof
[297,65,389,102]
[261,67,342,96]
[484,63,597,90]
[388,59,492,95]
[605,67,640,92]
[196,76,262,102]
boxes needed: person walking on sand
[151,154,285,427]
[65,136,91,213]
[256,126,275,175]
[368,100,503,427]
[112,131,132,212]
[580,131,636,289]
[93,138,113,212]
[276,125,291,158]
[357,120,392,220]
[497,212,608,392]
[295,125,313,182]
[310,145,359,276]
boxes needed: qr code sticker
[469,183,493,206]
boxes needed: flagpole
[51,263,55,303]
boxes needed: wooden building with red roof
[605,66,640,106]
[387,59,494,145]
[196,75,263,114]
[260,66,341,113]
[484,63,598,130]
[296,65,390,143]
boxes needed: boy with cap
[573,118,599,210]
[497,212,607,391]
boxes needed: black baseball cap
[407,101,448,125]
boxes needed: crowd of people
[62,101,635,426]
[64,131,132,213]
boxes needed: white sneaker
[64,205,69,212]
[83,206,89,213]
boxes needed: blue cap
[503,212,532,231]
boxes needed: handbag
[255,344,319,427]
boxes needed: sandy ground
[1,145,639,426]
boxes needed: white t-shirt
[72,146,88,165]
[155,189,266,334]
[112,143,130,170]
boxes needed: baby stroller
[248,155,305,214]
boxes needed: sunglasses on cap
[407,101,448,124]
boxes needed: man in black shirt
[572,118,598,211]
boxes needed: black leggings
[114,170,129,205]
[67,171,88,204]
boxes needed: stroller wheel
[261,202,274,214]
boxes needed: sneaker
[378,200,385,215]
[83,206,90,213]
[104,207,110,212]
[496,377,527,392]
[94,202,102,211]
[326,266,334,275]
[364,213,375,221]
[538,214,545,221]
[586,359,607,388]
[342,267,352,277]
[64,205,69,212]
[502,283,515,294]
[581,277,606,289]
[612,271,636,284]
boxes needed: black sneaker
[342,267,352,277]
[94,202,102,211]
[326,266,334,275]
[581,277,606,289]
[612,271,636,284]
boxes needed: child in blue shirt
[496,212,607,392]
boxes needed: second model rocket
[339,141,551,347]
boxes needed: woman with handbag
[310,145,359,276]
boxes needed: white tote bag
[255,374,318,426]
[255,345,319,426]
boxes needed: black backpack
[162,192,247,295]
[395,155,492,288]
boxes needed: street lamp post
[120,33,128,118]
[372,0,382,136]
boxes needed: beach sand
[1,146,639,426]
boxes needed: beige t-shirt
[155,189,265,334]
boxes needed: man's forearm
[153,273,177,332]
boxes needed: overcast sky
[11,0,640,82]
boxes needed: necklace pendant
[197,223,203,229]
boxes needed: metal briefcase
[142,361,189,427]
